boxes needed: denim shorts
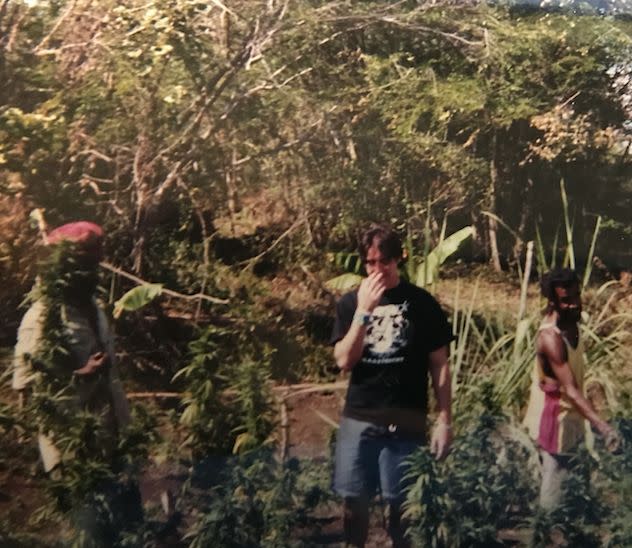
[333,415,424,503]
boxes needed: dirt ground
[285,389,343,459]
[284,389,398,546]
[0,382,398,547]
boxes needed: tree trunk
[131,135,150,275]
[488,132,502,272]
[225,149,240,236]
[221,9,231,58]
[513,176,533,265]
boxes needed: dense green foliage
[15,245,154,547]
[184,453,332,548]
[175,323,275,457]
[1,0,631,292]
[1,0,631,546]
[403,410,632,547]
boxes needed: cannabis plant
[185,453,328,548]
[175,324,239,457]
[402,447,452,548]
[20,243,151,547]
[530,447,603,547]
[404,384,536,547]
[175,323,276,458]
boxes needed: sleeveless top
[523,321,587,455]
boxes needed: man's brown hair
[358,224,403,262]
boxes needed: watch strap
[353,310,372,326]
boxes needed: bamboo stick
[127,381,348,400]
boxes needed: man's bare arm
[540,330,615,440]
[334,272,385,371]
[334,323,369,372]
[429,345,452,460]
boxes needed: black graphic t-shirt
[331,279,453,426]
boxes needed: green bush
[404,386,536,547]
[185,454,332,548]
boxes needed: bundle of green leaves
[185,452,331,548]
[22,242,153,546]
[404,384,536,547]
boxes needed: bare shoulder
[537,326,567,365]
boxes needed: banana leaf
[324,273,363,292]
[415,226,474,287]
[113,283,163,318]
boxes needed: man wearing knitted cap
[13,221,130,472]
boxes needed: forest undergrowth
[1,264,631,547]
[2,0,632,545]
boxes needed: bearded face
[553,283,582,324]
[63,254,99,301]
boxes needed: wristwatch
[353,310,372,326]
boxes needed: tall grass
[535,179,602,287]
[421,206,632,544]
[560,178,576,270]
[449,279,536,420]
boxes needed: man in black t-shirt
[331,224,453,548]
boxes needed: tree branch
[127,381,347,400]
[33,0,79,53]
[239,217,306,271]
[101,261,229,305]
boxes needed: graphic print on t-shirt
[364,302,409,364]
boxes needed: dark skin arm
[73,352,110,376]
[538,329,619,450]
[72,302,110,377]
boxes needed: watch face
[354,312,371,326]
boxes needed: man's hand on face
[74,352,110,377]
[357,272,386,313]
[430,421,452,461]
